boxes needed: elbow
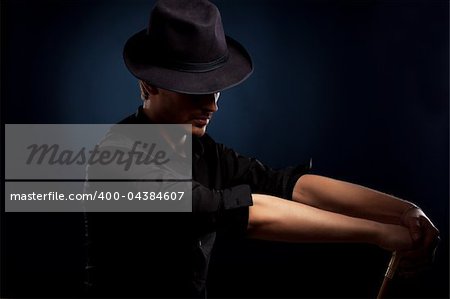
[292,174,321,204]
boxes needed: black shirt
[85,106,310,298]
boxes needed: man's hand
[398,207,440,276]
[292,175,440,276]
[376,223,413,252]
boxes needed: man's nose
[198,93,219,112]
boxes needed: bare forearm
[248,194,412,251]
[292,174,416,225]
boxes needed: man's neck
[160,126,188,158]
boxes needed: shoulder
[196,133,241,159]
[117,113,138,124]
[196,133,228,152]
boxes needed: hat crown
[148,0,228,63]
[123,0,253,94]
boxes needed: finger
[397,269,425,279]
[398,248,436,275]
[399,257,429,271]
[400,248,425,260]
[398,258,433,277]
[398,255,431,272]
[400,246,435,263]
[420,216,440,252]
[402,218,439,260]
[406,217,422,243]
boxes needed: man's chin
[192,126,207,137]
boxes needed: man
[86,0,440,297]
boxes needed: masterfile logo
[5,124,193,212]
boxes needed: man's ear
[146,83,159,95]
[139,81,159,100]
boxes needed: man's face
[147,88,220,137]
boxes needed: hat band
[156,52,229,73]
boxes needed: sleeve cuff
[285,159,312,200]
[221,184,253,210]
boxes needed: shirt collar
[134,105,205,156]
[135,105,153,123]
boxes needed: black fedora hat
[123,0,253,95]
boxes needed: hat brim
[123,29,253,95]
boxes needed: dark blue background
[2,0,448,298]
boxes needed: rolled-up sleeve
[218,144,311,200]
[199,143,311,236]
[192,182,253,212]
[191,181,252,236]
